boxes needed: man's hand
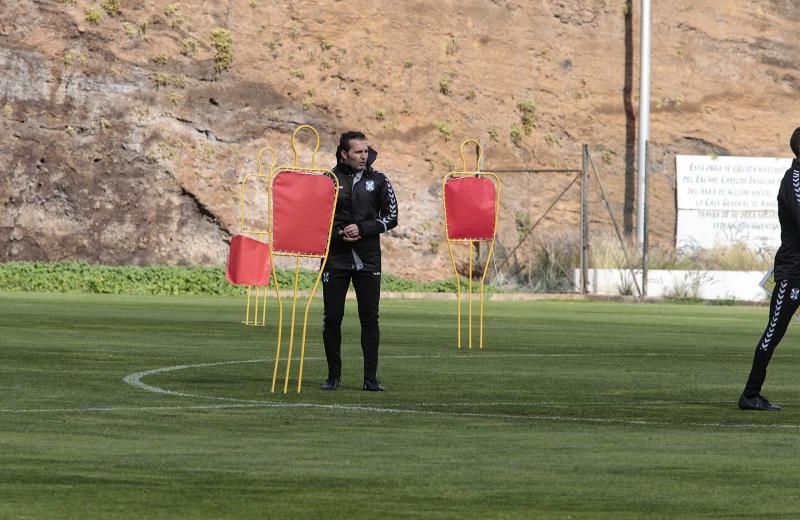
[340,223,361,242]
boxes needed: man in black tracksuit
[320,131,398,392]
[739,127,800,411]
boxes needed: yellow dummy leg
[468,241,473,350]
[244,286,253,325]
[244,286,267,326]
[253,286,260,326]
[446,240,462,349]
[297,266,325,393]
[479,239,496,349]
[260,287,268,326]
[283,258,301,394]
[270,263,284,393]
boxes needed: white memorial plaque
[675,155,790,249]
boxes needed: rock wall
[1,1,799,279]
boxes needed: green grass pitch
[2,292,800,518]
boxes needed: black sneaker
[363,378,385,392]
[738,393,782,411]
[320,377,340,391]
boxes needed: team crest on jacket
[365,180,375,192]
[792,288,799,301]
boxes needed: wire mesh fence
[483,144,641,294]
[488,167,582,293]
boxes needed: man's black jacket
[325,147,398,271]
[775,158,800,279]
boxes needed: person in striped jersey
[740,128,800,411]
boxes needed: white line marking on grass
[397,400,740,407]
[123,359,268,401]
[1,355,783,430]
[121,353,695,400]
[114,358,800,431]
[0,403,280,414]
[3,400,800,431]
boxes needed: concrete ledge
[574,268,769,302]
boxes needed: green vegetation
[680,243,772,270]
[145,140,180,163]
[181,38,198,57]
[374,108,385,121]
[100,0,121,16]
[170,13,185,29]
[494,231,580,292]
[0,244,770,301]
[510,123,522,145]
[495,233,773,293]
[622,0,632,16]
[433,120,453,141]
[446,36,459,55]
[514,211,532,239]
[122,21,147,40]
[517,99,537,134]
[0,262,462,295]
[84,7,102,25]
[438,77,452,95]
[588,234,772,271]
[152,73,186,89]
[167,92,184,106]
[2,293,799,518]
[210,27,233,73]
[152,72,169,87]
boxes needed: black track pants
[744,279,800,397]
[322,269,381,380]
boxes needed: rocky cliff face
[1,1,799,279]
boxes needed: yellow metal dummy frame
[268,125,339,393]
[238,146,277,326]
[442,139,500,350]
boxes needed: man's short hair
[339,131,367,153]
[791,127,800,158]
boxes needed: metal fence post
[580,144,589,294]
[641,142,649,299]
[476,140,484,267]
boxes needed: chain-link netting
[486,166,583,293]
[582,145,643,296]
[483,145,641,294]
